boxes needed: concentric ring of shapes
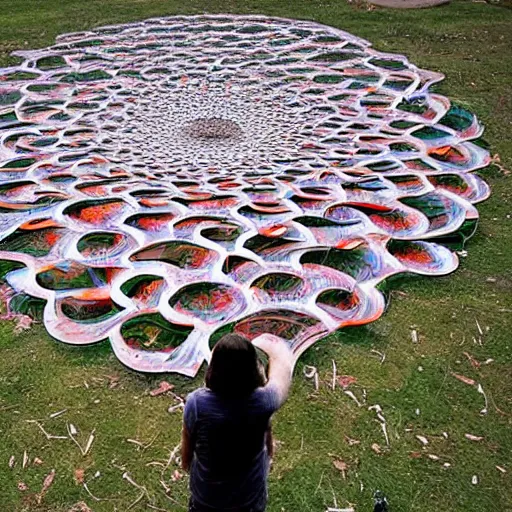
[0,15,490,376]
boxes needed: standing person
[181,332,294,512]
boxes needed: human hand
[252,333,291,357]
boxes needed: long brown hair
[205,334,265,398]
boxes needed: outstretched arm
[252,333,294,406]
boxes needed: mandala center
[183,117,243,140]
[107,83,312,171]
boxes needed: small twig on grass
[158,444,188,510]
[327,476,338,509]
[168,403,185,414]
[83,482,108,502]
[331,360,336,391]
[162,443,181,478]
[490,153,511,175]
[486,387,510,417]
[314,470,325,495]
[67,427,84,454]
[434,365,450,400]
[303,365,319,391]
[369,404,389,446]
[144,432,160,451]
[123,471,151,509]
[127,432,160,451]
[27,420,67,440]
[122,472,147,493]
[83,472,116,502]
[465,433,484,442]
[370,349,386,364]
[475,319,484,337]
[477,384,488,415]
[147,505,168,511]
[49,409,68,419]
[84,430,95,455]
[66,423,95,456]
[160,479,171,494]
[160,484,187,510]
[127,491,145,511]
[146,461,165,468]
[127,439,144,448]
[0,404,18,412]
[463,352,480,370]
[344,390,362,407]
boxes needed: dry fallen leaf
[451,372,476,386]
[337,375,357,389]
[171,469,183,482]
[37,469,56,504]
[371,443,381,454]
[106,374,120,389]
[17,482,28,491]
[345,436,360,446]
[463,352,481,369]
[74,468,85,485]
[14,314,34,333]
[409,451,422,459]
[33,457,43,466]
[150,381,175,397]
[8,455,15,468]
[333,459,348,479]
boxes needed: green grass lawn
[0,1,511,510]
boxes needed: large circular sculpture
[0,15,489,375]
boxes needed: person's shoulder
[251,384,281,411]
[187,387,209,399]
[186,387,214,406]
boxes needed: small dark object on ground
[373,490,389,512]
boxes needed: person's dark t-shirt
[184,386,280,510]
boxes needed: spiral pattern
[0,15,489,375]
